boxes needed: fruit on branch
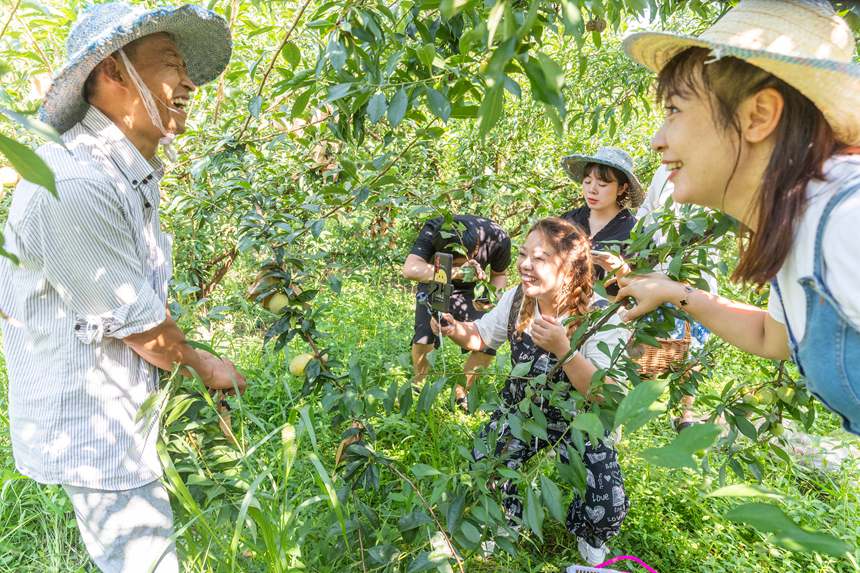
[755,388,776,406]
[290,353,315,376]
[770,422,785,437]
[776,387,796,404]
[585,17,607,32]
[266,292,290,314]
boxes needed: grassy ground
[1,273,859,572]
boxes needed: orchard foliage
[1,0,859,571]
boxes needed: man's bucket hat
[561,147,644,208]
[40,2,232,133]
[623,0,860,146]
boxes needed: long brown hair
[657,47,839,286]
[515,217,593,337]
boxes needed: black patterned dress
[472,287,629,546]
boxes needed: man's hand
[531,315,570,357]
[453,259,486,282]
[430,313,456,337]
[195,350,247,394]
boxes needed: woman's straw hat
[623,0,860,145]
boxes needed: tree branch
[236,0,314,141]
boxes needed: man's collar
[80,106,163,188]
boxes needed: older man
[0,4,241,571]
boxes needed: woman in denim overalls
[433,218,631,564]
[616,0,860,435]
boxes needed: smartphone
[428,253,454,313]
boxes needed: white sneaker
[577,537,608,566]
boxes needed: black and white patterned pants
[473,410,629,547]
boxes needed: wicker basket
[631,321,691,377]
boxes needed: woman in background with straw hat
[560,146,644,258]
[616,0,860,435]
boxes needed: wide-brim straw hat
[561,146,644,208]
[40,2,232,133]
[623,0,860,145]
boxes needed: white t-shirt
[768,155,860,341]
[474,287,631,370]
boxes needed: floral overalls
[472,287,629,546]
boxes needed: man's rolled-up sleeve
[35,178,165,341]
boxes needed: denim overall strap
[791,176,860,436]
[811,179,860,288]
[770,278,800,357]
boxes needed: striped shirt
[0,106,172,490]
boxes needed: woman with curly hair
[433,217,631,565]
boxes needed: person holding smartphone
[431,217,632,565]
[402,214,511,409]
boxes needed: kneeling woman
[432,217,630,564]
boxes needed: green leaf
[641,423,721,470]
[510,359,533,378]
[539,475,565,522]
[450,103,479,118]
[398,510,433,533]
[388,88,409,127]
[733,414,759,441]
[460,521,481,544]
[367,92,388,123]
[416,43,436,70]
[525,486,544,540]
[707,484,784,501]
[725,503,850,557]
[282,41,301,67]
[446,492,465,534]
[439,0,472,20]
[0,133,55,197]
[308,453,348,541]
[249,95,263,117]
[291,88,313,119]
[367,544,400,566]
[560,0,584,37]
[486,0,506,46]
[0,108,61,144]
[327,38,347,71]
[327,83,353,102]
[425,88,451,122]
[508,412,526,441]
[522,419,548,441]
[406,551,449,573]
[478,82,504,137]
[613,379,667,432]
[570,412,604,446]
[411,463,441,478]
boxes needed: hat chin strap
[118,48,177,161]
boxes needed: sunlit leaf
[726,503,850,557]
[0,134,55,196]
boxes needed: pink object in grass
[596,555,658,573]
